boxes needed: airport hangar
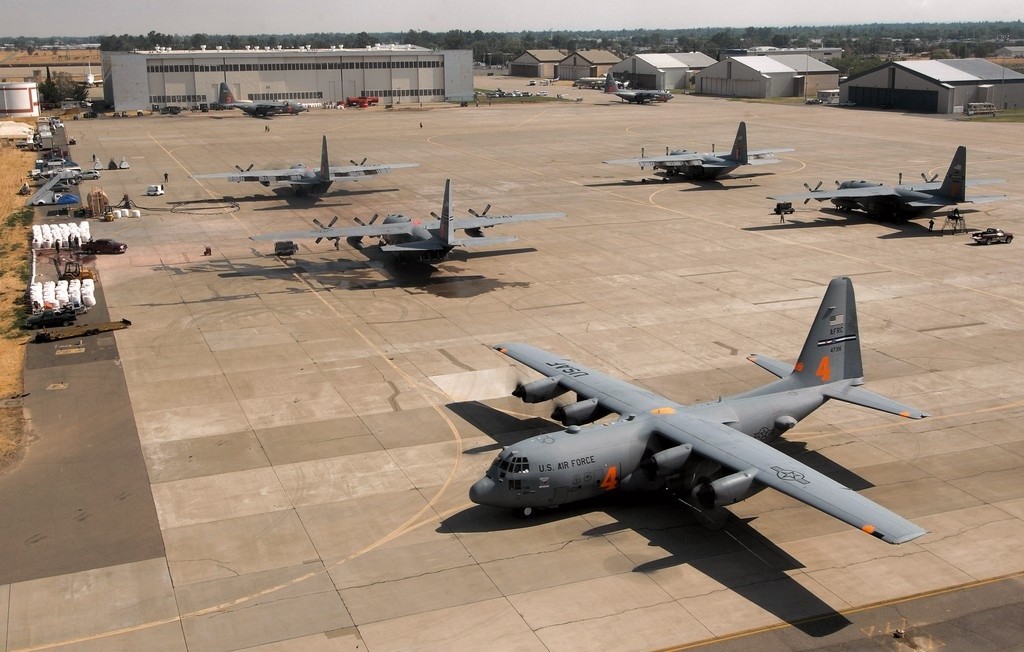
[840,58,1024,113]
[101,45,474,111]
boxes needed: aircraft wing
[449,212,567,230]
[326,163,419,179]
[494,342,926,545]
[193,169,313,183]
[657,415,927,544]
[769,186,899,203]
[250,222,414,242]
[604,154,703,168]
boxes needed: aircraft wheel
[516,506,534,518]
[1006,236,1013,244]
[640,178,647,184]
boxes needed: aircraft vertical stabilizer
[604,73,617,94]
[218,82,235,105]
[937,146,967,203]
[439,179,454,246]
[319,135,331,184]
[792,277,864,386]
[729,122,749,165]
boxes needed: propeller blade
[468,209,479,217]
[430,211,440,219]
[369,213,379,224]
[354,216,366,226]
[327,216,338,228]
[313,218,325,229]
[481,203,491,216]
[246,164,254,172]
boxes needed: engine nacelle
[646,444,693,477]
[620,444,693,492]
[512,377,567,404]
[346,236,364,250]
[552,398,610,426]
[693,469,758,510]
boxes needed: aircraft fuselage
[469,385,828,514]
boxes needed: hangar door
[848,86,938,113]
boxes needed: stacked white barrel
[28,282,43,311]
[30,222,91,250]
[81,278,96,307]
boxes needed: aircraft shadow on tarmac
[444,401,865,637]
[745,209,955,239]
[148,248,532,299]
[175,186,400,211]
[444,491,850,637]
[586,173,769,190]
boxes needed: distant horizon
[2,0,1019,39]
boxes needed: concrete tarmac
[3,79,1024,651]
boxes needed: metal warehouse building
[610,53,716,90]
[556,50,621,81]
[101,45,474,111]
[509,50,565,78]
[695,55,838,98]
[840,59,1024,113]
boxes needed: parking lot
[4,82,1024,651]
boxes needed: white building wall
[103,48,472,110]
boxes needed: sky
[4,0,1020,38]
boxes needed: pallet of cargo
[33,318,132,343]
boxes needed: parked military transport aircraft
[251,178,566,263]
[769,146,1005,218]
[192,135,419,196]
[471,277,929,545]
[604,121,794,181]
[217,82,307,117]
[604,72,673,104]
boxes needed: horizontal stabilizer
[745,158,783,167]
[824,385,930,419]
[963,194,1007,204]
[449,235,518,248]
[746,354,794,379]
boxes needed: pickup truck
[971,228,1013,245]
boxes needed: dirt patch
[0,145,37,470]
[0,49,99,66]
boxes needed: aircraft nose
[469,477,495,505]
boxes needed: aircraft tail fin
[439,179,454,246]
[319,135,331,183]
[218,82,236,105]
[791,276,863,388]
[604,72,617,94]
[729,122,749,165]
[937,146,967,203]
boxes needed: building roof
[728,55,799,74]
[523,49,565,62]
[640,52,716,68]
[768,54,838,74]
[564,50,621,65]
[896,59,1024,83]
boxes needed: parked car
[81,238,127,254]
[26,307,77,329]
[78,170,101,180]
[146,184,165,196]
[971,228,1013,245]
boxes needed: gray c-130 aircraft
[471,277,929,545]
[604,121,794,182]
[251,178,566,264]
[768,146,1005,218]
